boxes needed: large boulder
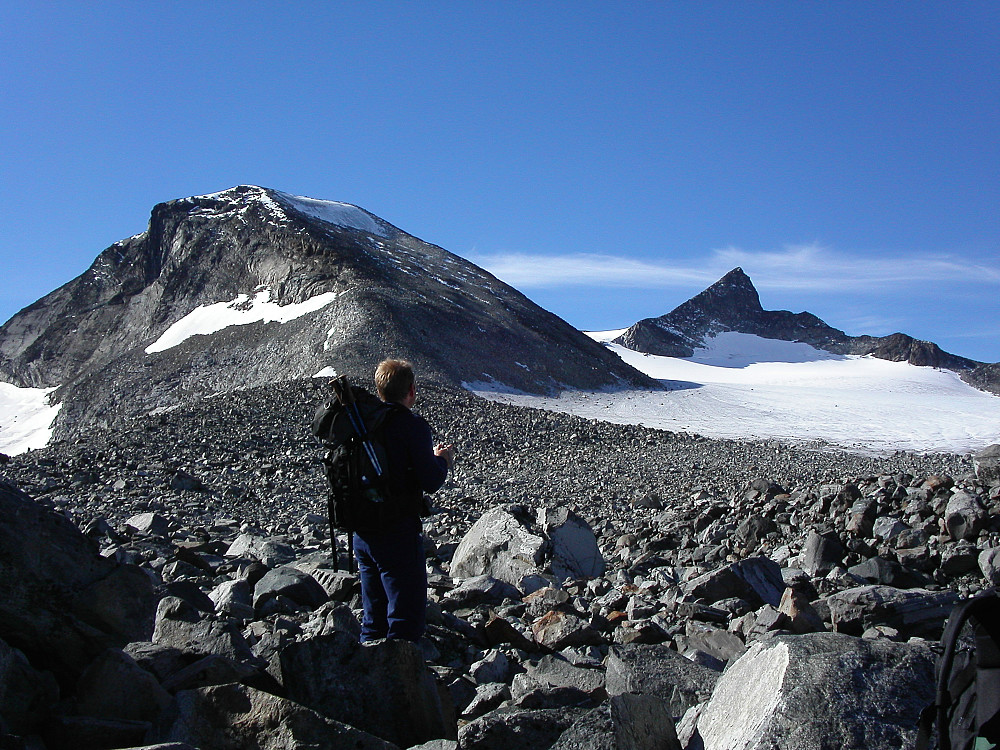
[450,506,547,585]
[458,707,588,750]
[73,648,171,723]
[944,491,988,542]
[0,478,157,686]
[551,695,681,750]
[605,643,719,719]
[0,636,59,735]
[274,632,454,748]
[974,444,1000,484]
[683,557,785,607]
[152,596,257,663]
[825,585,959,639]
[150,682,397,749]
[684,632,935,750]
[537,508,606,581]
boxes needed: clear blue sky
[2,2,998,362]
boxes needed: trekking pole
[331,376,385,479]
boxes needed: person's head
[375,359,416,405]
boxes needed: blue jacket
[381,406,448,510]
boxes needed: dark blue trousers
[353,517,427,642]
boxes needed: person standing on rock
[353,359,454,643]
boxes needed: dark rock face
[613,267,999,394]
[0,186,655,439]
[0,477,156,688]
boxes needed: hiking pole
[331,376,385,480]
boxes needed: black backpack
[311,376,406,550]
[917,587,1000,750]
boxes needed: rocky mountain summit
[0,186,653,439]
[614,267,1000,395]
[2,378,999,749]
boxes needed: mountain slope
[0,186,655,438]
[613,267,998,394]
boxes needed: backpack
[311,377,406,541]
[917,587,1000,750]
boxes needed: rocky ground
[1,377,998,750]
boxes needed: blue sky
[2,2,998,362]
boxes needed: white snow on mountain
[272,191,388,237]
[145,289,340,354]
[0,382,60,455]
[470,331,1000,456]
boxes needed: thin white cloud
[468,252,716,288]
[468,243,1000,292]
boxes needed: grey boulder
[685,632,935,750]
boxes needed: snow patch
[273,191,388,237]
[0,382,61,455]
[585,328,629,343]
[472,332,1000,455]
[314,366,338,378]
[145,289,340,354]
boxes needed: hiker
[353,358,454,642]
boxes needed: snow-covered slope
[470,331,1000,455]
[0,383,60,454]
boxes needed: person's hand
[435,443,455,469]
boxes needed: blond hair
[374,359,415,403]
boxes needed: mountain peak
[184,186,394,238]
[0,186,656,438]
[685,267,763,315]
[613,267,837,357]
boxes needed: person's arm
[406,415,450,494]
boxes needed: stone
[944,491,988,541]
[275,632,454,747]
[778,587,826,634]
[524,654,607,699]
[458,707,588,750]
[532,610,604,650]
[152,596,257,663]
[168,470,205,492]
[43,715,153,750]
[442,575,521,609]
[940,541,982,577]
[74,648,171,723]
[207,578,254,618]
[605,643,718,718]
[0,636,59,735]
[462,681,511,719]
[974,444,1000,484]
[159,654,263,693]
[686,632,935,750]
[872,516,909,541]
[125,512,170,536]
[305,601,363,641]
[610,693,681,750]
[825,585,959,639]
[676,622,747,663]
[523,586,571,619]
[224,534,295,567]
[537,507,606,581]
[450,506,547,586]
[847,556,928,589]
[149,682,397,749]
[469,649,511,685]
[979,547,1000,586]
[845,498,877,537]
[683,556,785,607]
[252,566,328,612]
[0,478,157,686]
[301,567,356,601]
